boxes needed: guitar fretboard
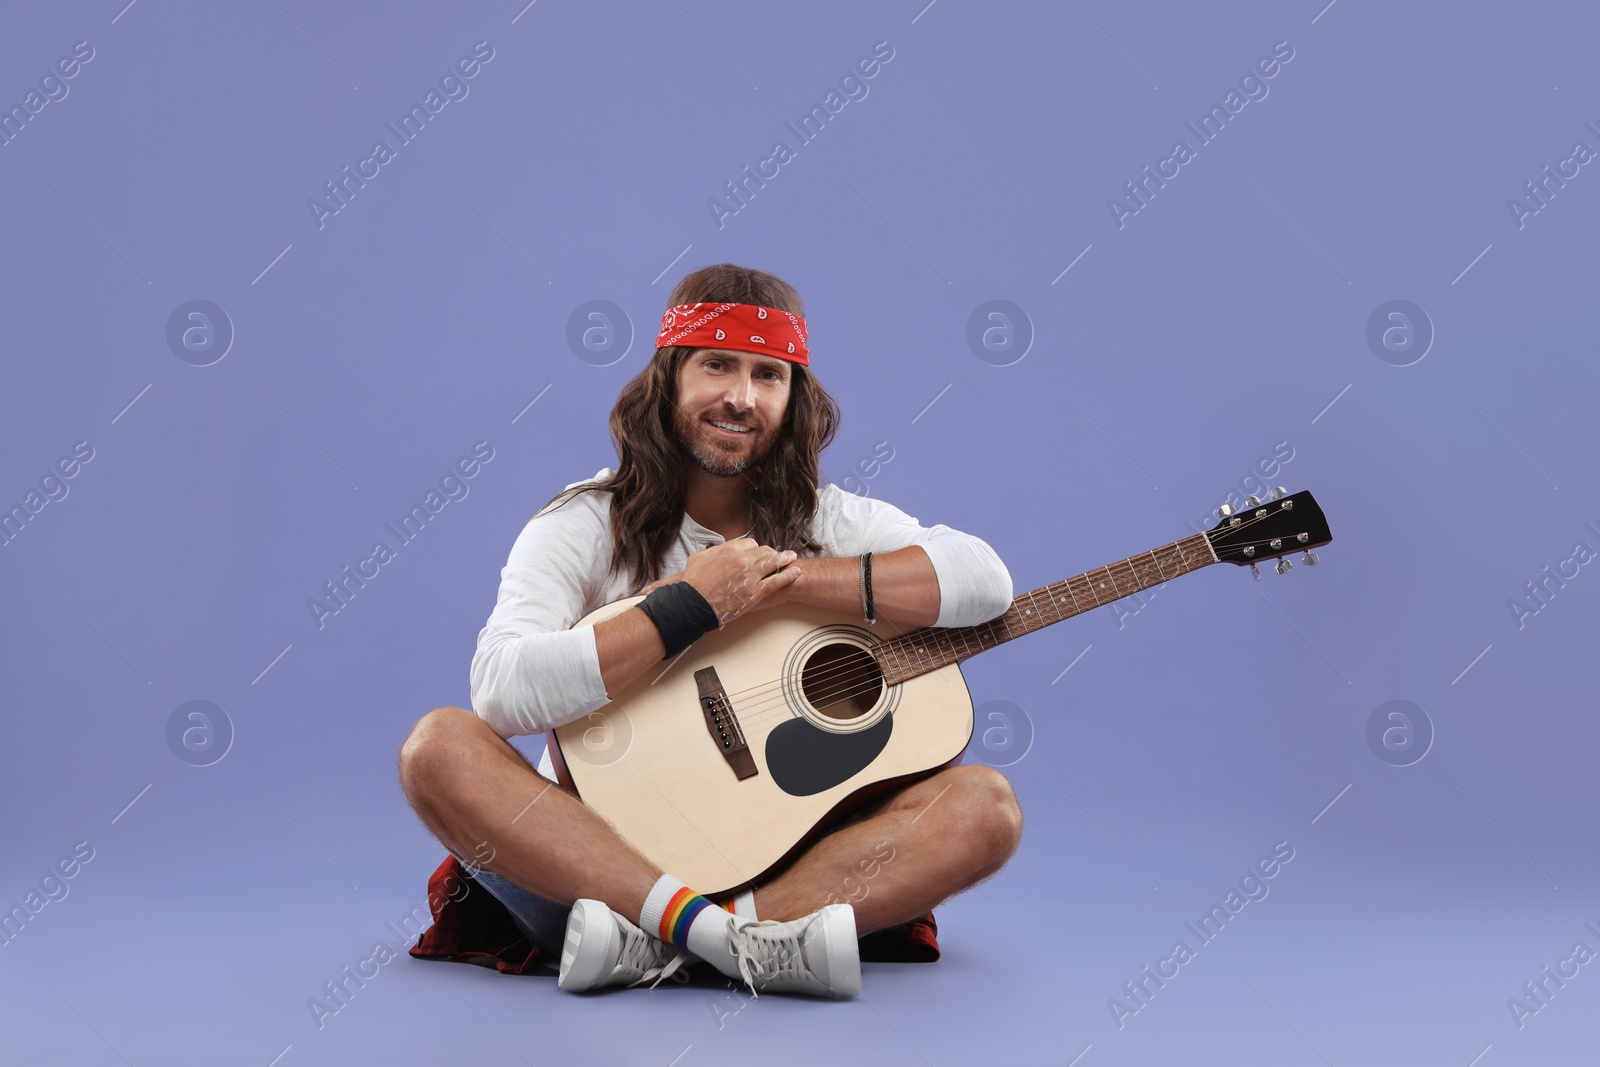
[871,532,1217,685]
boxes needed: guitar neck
[872,532,1218,685]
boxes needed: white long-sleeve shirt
[468,467,1013,778]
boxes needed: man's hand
[640,540,800,627]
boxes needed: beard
[672,405,775,478]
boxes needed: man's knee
[397,706,482,795]
[946,765,1023,864]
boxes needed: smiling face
[671,348,794,477]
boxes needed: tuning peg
[1244,495,1261,508]
[1216,503,1234,518]
[1266,486,1288,502]
[1302,551,1319,566]
[1250,562,1262,581]
[1276,558,1292,575]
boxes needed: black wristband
[637,581,719,659]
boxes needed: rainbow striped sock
[657,885,714,947]
[640,875,743,972]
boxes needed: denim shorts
[467,865,573,956]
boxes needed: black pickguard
[765,716,893,797]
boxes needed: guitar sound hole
[800,643,882,720]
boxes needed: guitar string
[691,516,1303,727]
[713,535,1308,734]
[709,532,1203,706]
[705,507,1300,712]
[708,545,1202,719]
[717,575,1164,730]
[709,555,1182,716]
[696,528,1316,730]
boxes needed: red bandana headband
[655,302,810,366]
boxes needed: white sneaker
[727,903,861,999]
[557,898,690,993]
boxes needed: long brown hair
[541,263,842,589]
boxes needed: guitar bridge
[695,666,758,781]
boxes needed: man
[398,263,1023,1000]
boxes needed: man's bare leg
[399,708,1022,938]
[398,706,662,919]
[403,706,867,997]
[752,764,1023,935]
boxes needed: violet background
[2,1,1597,1064]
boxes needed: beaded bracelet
[858,552,875,624]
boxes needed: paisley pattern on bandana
[656,302,810,365]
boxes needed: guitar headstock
[1205,489,1332,573]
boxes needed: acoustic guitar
[548,489,1332,895]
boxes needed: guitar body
[548,595,975,895]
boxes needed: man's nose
[724,371,756,413]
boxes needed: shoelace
[619,931,690,991]
[642,951,691,990]
[727,916,809,998]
